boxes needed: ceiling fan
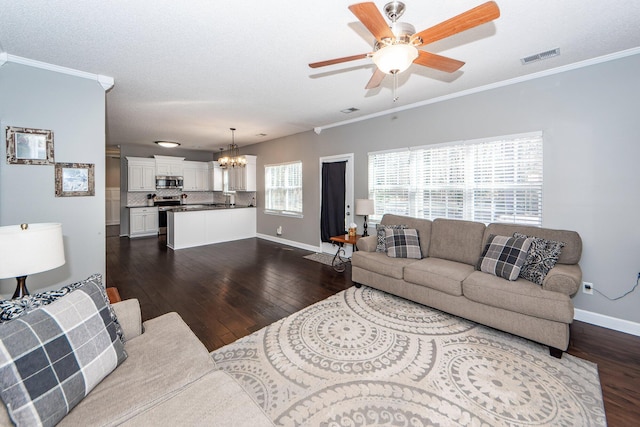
[309,1,500,90]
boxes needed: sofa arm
[356,235,378,252]
[112,298,143,342]
[542,264,582,296]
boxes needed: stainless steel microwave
[156,176,183,189]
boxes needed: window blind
[368,133,543,226]
[265,161,303,215]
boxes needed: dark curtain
[321,161,346,242]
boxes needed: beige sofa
[0,299,273,427]
[352,215,582,356]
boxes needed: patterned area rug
[211,286,606,426]
[303,252,335,266]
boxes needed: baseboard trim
[256,234,321,253]
[574,309,640,337]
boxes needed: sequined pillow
[514,232,565,285]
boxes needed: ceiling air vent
[521,48,560,65]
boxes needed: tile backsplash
[127,190,256,207]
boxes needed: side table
[329,234,361,272]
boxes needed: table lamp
[0,223,65,299]
[355,199,375,237]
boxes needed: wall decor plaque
[6,126,54,165]
[55,162,95,197]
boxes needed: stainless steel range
[154,196,181,235]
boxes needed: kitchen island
[167,205,256,250]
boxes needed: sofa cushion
[0,280,127,427]
[380,214,432,257]
[351,252,416,280]
[476,234,533,281]
[375,224,407,252]
[385,228,422,259]
[428,218,486,266]
[463,271,574,323]
[404,258,474,296]
[58,312,216,426]
[485,223,581,265]
[514,232,565,285]
[120,370,274,426]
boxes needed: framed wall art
[55,163,95,197]
[6,126,54,165]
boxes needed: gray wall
[244,53,640,324]
[0,62,107,296]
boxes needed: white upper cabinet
[225,155,256,192]
[154,155,184,176]
[209,161,223,192]
[127,157,156,192]
[183,161,210,191]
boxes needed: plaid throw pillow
[376,224,408,252]
[514,232,565,285]
[0,279,127,427]
[385,228,422,259]
[476,234,533,281]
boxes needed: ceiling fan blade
[309,53,369,68]
[411,1,500,47]
[348,2,395,42]
[365,68,386,89]
[413,51,465,73]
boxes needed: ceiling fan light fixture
[155,141,180,148]
[372,43,418,75]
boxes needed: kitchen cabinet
[127,157,156,192]
[225,155,256,192]
[129,207,159,238]
[183,161,210,191]
[154,155,184,176]
[209,161,223,191]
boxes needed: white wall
[245,53,640,326]
[0,62,107,296]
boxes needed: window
[368,132,543,226]
[265,161,303,217]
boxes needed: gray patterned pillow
[0,278,127,426]
[385,228,422,259]
[476,234,533,281]
[0,274,124,342]
[514,232,565,285]
[376,224,408,252]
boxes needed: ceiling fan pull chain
[393,72,399,102]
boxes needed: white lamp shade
[372,44,418,74]
[0,223,65,278]
[355,199,375,216]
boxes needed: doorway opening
[319,153,354,255]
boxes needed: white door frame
[319,153,355,255]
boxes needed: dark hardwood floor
[105,227,640,426]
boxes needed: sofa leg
[354,282,362,288]
[549,347,563,359]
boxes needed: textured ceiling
[1,0,639,152]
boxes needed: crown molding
[314,47,640,133]
[0,52,114,91]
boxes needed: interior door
[319,154,354,255]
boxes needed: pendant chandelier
[217,127,246,168]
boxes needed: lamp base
[363,216,369,237]
[12,276,29,299]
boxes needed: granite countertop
[168,204,255,212]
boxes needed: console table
[329,234,360,272]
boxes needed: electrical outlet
[582,282,593,295]
[276,226,282,236]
